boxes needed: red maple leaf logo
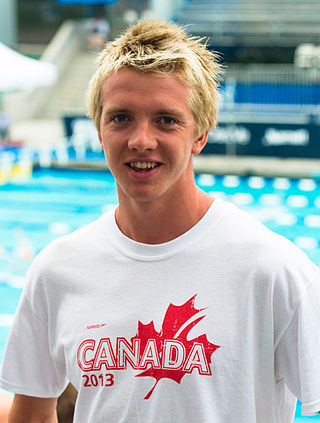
[132,295,220,399]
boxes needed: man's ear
[98,132,104,150]
[192,129,210,155]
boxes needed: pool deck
[193,155,320,178]
[8,118,320,179]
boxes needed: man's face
[98,69,207,205]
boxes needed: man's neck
[115,187,214,245]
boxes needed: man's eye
[160,117,176,125]
[112,115,128,123]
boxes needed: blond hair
[87,20,223,137]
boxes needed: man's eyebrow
[156,109,186,119]
[103,107,130,116]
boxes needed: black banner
[204,120,320,158]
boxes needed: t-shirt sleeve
[0,291,68,398]
[275,277,320,416]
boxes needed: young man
[1,20,320,422]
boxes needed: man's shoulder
[213,197,278,244]
[211,199,320,313]
[29,211,113,272]
[214,197,316,273]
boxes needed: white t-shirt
[1,198,320,422]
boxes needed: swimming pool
[0,167,319,420]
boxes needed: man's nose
[128,121,157,152]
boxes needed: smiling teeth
[130,162,158,169]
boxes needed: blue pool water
[0,167,320,420]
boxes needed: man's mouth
[127,161,161,171]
